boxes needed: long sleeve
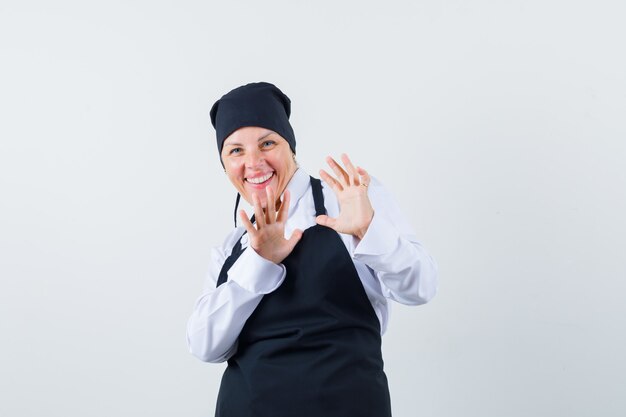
[351,178,438,305]
[186,234,286,363]
[187,168,438,362]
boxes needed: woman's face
[221,126,297,209]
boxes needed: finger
[285,228,303,252]
[251,193,265,228]
[326,156,349,186]
[319,169,344,192]
[315,214,337,230]
[276,189,291,223]
[357,166,371,187]
[239,209,257,236]
[341,153,359,186]
[265,186,276,223]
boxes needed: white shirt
[187,168,438,363]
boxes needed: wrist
[354,211,374,240]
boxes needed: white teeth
[247,172,273,184]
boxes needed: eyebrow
[224,132,275,147]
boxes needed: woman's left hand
[316,153,374,240]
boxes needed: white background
[1,1,625,416]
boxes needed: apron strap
[219,194,255,287]
[216,235,245,287]
[309,176,327,217]
[233,192,255,228]
[234,193,241,228]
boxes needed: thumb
[286,228,303,250]
[315,215,336,229]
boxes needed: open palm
[316,154,374,240]
[240,186,303,264]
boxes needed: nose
[245,148,264,169]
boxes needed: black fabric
[234,193,241,228]
[215,177,392,417]
[210,82,296,157]
[216,236,244,288]
[217,213,255,287]
[310,176,327,216]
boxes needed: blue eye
[262,140,276,148]
[229,147,242,155]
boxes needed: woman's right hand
[239,186,303,264]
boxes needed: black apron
[215,177,392,417]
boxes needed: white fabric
[187,168,438,363]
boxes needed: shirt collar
[285,167,309,214]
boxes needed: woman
[187,82,438,417]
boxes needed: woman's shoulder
[215,226,247,253]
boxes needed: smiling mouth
[245,172,274,185]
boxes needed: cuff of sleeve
[353,211,399,257]
[228,247,286,294]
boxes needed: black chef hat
[210,82,296,158]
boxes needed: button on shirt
[187,168,438,363]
